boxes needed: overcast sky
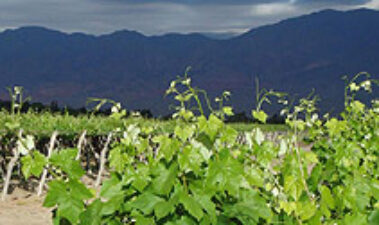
[0,0,378,35]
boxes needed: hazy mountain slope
[0,8,377,115]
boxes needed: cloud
[294,0,370,5]
[0,0,374,35]
[364,0,379,9]
[97,0,284,5]
[98,0,369,6]
[251,3,297,16]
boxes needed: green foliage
[252,77,286,123]
[44,179,93,224]
[21,151,47,179]
[0,110,280,138]
[15,71,378,225]
[6,86,31,115]
[49,148,85,179]
[252,110,268,123]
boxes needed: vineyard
[0,72,378,225]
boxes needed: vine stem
[75,130,87,161]
[182,175,188,193]
[37,131,58,197]
[186,84,204,116]
[95,132,113,191]
[2,129,23,201]
[293,124,313,202]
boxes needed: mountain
[0,8,378,115]
[199,32,239,40]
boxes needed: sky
[0,0,378,35]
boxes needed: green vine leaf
[50,148,84,179]
[179,192,204,221]
[21,151,47,179]
[152,163,178,196]
[252,110,268,123]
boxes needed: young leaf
[21,151,47,179]
[222,107,234,116]
[252,110,268,123]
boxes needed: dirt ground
[0,187,52,225]
[0,175,99,225]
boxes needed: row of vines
[0,71,378,225]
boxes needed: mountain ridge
[0,8,378,115]
[3,8,378,39]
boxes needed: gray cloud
[97,0,285,5]
[295,0,370,5]
[98,0,369,6]
[0,0,375,35]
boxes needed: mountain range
[0,8,378,115]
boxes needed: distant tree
[29,102,44,112]
[267,113,285,124]
[50,100,59,112]
[138,109,153,118]
[225,112,253,123]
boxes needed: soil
[0,175,100,225]
[0,187,52,225]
